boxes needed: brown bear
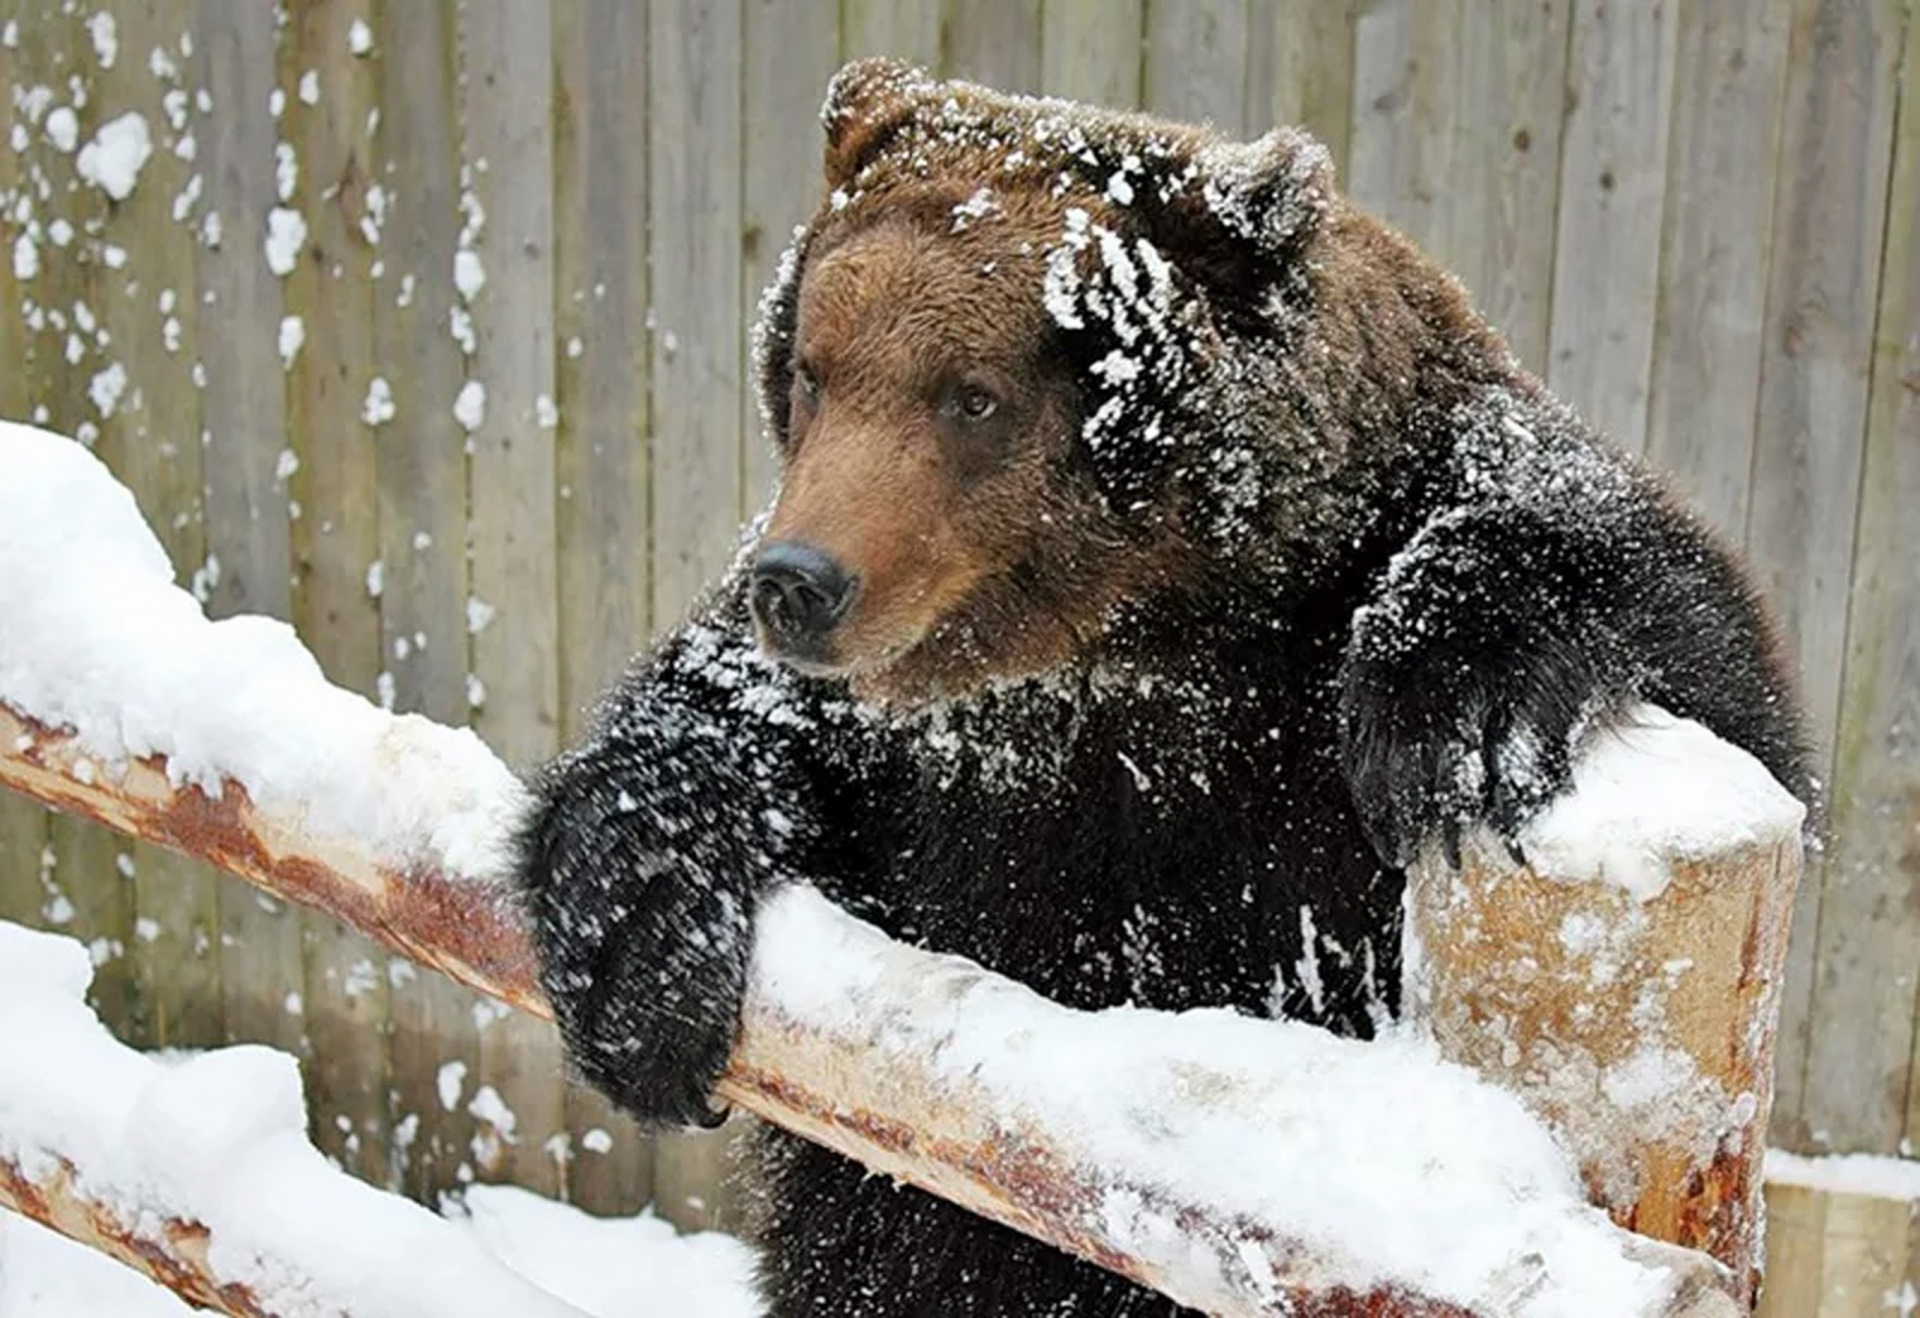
[515,59,1810,1317]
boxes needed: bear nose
[750,541,856,644]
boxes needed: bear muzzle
[750,540,860,667]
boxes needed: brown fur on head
[747,59,1367,705]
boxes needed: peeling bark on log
[0,1153,270,1317]
[1,698,1742,1317]
[1407,758,1803,1308]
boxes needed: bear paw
[1339,649,1601,870]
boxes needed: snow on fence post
[1404,709,1806,1308]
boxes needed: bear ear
[821,57,934,189]
[1192,126,1335,254]
[1129,125,1335,282]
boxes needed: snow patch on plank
[1764,1149,1920,1204]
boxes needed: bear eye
[953,383,999,423]
[793,363,823,409]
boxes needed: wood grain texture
[1347,0,1569,371]
[1807,0,1920,1160]
[743,0,840,515]
[1142,0,1246,131]
[1252,1,1357,174]
[1757,1183,1920,1317]
[942,0,1041,90]
[369,0,482,1202]
[1643,0,1792,538]
[459,0,567,1200]
[33,1,142,1046]
[1749,0,1906,1157]
[1546,0,1678,454]
[1039,0,1142,108]
[552,0,657,1216]
[192,0,305,1061]
[86,0,225,1057]
[279,0,392,1188]
[646,0,747,1228]
[842,0,942,66]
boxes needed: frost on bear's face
[746,58,1339,707]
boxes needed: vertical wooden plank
[280,0,391,1189]
[1886,6,1920,1166]
[1345,0,1458,251]
[1756,1183,1829,1318]
[552,0,656,1217]
[1642,0,1792,537]
[1253,2,1357,174]
[942,0,1041,91]
[0,0,50,936]
[26,1,143,1043]
[743,1,840,517]
[1439,0,1571,372]
[1346,1,1569,371]
[648,0,744,1230]
[91,0,222,1054]
[459,0,566,1201]
[1040,0,1142,108]
[1142,0,1247,129]
[1750,0,1906,1157]
[1545,0,1678,455]
[841,0,941,67]
[370,0,481,1203]
[193,0,305,1061]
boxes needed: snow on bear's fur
[515,60,1811,1318]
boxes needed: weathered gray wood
[842,0,941,67]
[1442,0,1571,372]
[15,1,144,1044]
[1040,0,1142,108]
[646,0,748,1230]
[943,0,1041,90]
[1143,0,1246,131]
[278,0,392,1190]
[1749,0,1906,1157]
[1346,0,1455,246]
[1890,8,1920,1166]
[552,0,657,1217]
[192,0,306,1062]
[369,0,482,1202]
[84,0,220,1054]
[1643,0,1792,538]
[1251,1,1356,172]
[1546,0,1678,455]
[743,0,839,513]
[459,0,567,1201]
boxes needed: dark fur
[516,61,1811,1318]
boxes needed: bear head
[747,58,1344,705]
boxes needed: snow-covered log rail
[0,423,1768,1315]
[0,921,599,1318]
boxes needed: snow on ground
[0,919,760,1318]
[0,421,525,884]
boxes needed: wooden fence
[0,0,1914,1272]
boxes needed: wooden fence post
[1405,709,1805,1307]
